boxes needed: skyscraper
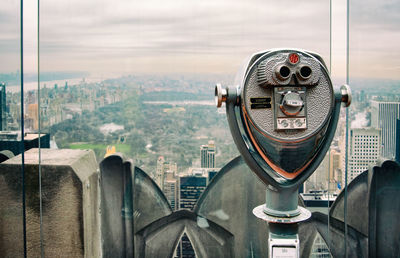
[26,103,39,131]
[347,128,380,182]
[0,83,6,131]
[304,148,342,194]
[371,100,400,159]
[305,152,329,192]
[163,171,178,210]
[178,174,207,257]
[207,169,218,183]
[329,149,342,192]
[179,175,207,210]
[396,119,400,163]
[155,156,178,190]
[200,140,216,168]
[155,156,165,188]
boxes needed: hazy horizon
[1,0,400,81]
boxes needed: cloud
[351,0,400,30]
[36,0,331,75]
[1,0,399,78]
[0,1,20,73]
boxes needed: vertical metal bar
[37,0,44,256]
[328,0,332,254]
[329,0,332,73]
[344,0,350,256]
[20,0,27,256]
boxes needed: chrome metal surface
[253,205,311,224]
[224,49,345,188]
[215,83,227,108]
[340,84,352,107]
[242,49,334,178]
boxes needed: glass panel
[348,1,400,257]
[310,0,400,256]
[0,0,25,256]
[325,0,350,255]
[38,0,333,257]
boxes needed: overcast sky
[1,0,399,81]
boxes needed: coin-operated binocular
[215,49,351,257]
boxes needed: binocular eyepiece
[216,49,351,189]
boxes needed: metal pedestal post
[253,187,311,258]
[268,223,299,258]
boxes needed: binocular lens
[298,66,312,80]
[277,65,291,80]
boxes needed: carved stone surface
[304,159,400,257]
[0,150,14,163]
[100,155,134,258]
[99,155,173,257]
[3,151,398,257]
[135,210,233,258]
[0,148,100,257]
[133,167,172,233]
[195,156,269,257]
[128,157,400,257]
[100,155,262,258]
